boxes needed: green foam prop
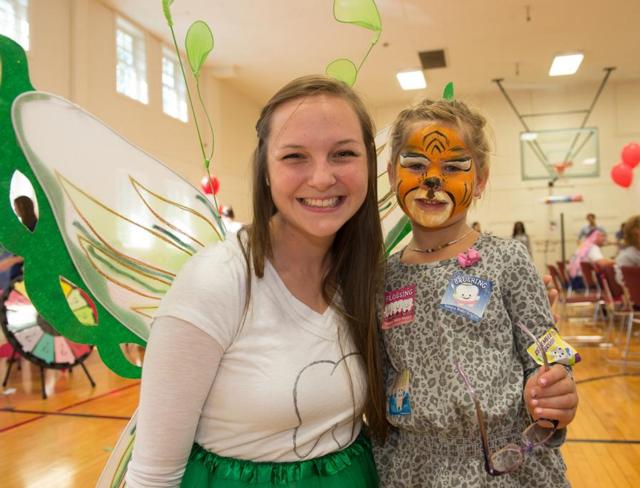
[0,35,144,378]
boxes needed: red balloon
[621,142,640,169]
[200,175,220,195]
[611,162,633,188]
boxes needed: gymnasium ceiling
[102,0,640,106]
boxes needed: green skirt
[180,435,378,487]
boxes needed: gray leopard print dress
[374,234,570,487]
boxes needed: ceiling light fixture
[549,53,584,77]
[520,132,538,141]
[396,70,427,90]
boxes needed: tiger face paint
[392,124,476,229]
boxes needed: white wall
[23,0,259,222]
[9,0,640,271]
[373,80,640,272]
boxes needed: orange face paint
[393,124,476,229]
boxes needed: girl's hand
[524,364,577,429]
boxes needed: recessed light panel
[549,53,584,76]
[396,70,427,90]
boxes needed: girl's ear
[474,169,489,198]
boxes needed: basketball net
[551,160,573,177]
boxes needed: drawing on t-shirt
[292,352,361,459]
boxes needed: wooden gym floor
[1,313,639,487]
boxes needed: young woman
[512,220,532,256]
[126,76,387,487]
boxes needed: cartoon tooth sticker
[441,272,493,321]
[452,283,480,306]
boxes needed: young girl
[375,98,577,486]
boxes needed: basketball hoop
[551,160,573,177]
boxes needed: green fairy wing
[0,35,223,378]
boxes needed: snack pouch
[527,327,581,366]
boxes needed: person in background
[614,221,626,253]
[568,230,613,290]
[615,215,640,285]
[512,220,532,256]
[0,196,37,282]
[220,205,243,233]
[577,213,605,242]
[0,252,23,273]
[471,221,481,233]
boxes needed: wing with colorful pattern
[0,35,224,378]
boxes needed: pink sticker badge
[383,284,416,330]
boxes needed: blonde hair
[389,98,491,182]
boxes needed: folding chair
[547,264,601,324]
[556,261,572,295]
[619,266,640,367]
[580,261,604,321]
[595,263,629,344]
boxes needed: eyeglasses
[454,322,558,476]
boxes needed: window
[162,48,188,122]
[0,0,29,50]
[115,17,148,104]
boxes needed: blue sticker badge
[440,272,493,322]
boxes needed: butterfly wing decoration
[375,125,411,255]
[0,35,224,379]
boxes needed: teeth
[302,197,340,208]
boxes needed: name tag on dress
[440,272,493,322]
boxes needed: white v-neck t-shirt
[154,236,366,462]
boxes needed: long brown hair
[239,75,387,441]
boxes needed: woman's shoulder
[177,234,248,286]
[194,234,245,262]
[616,245,640,265]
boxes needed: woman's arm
[126,317,223,488]
[0,255,22,272]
